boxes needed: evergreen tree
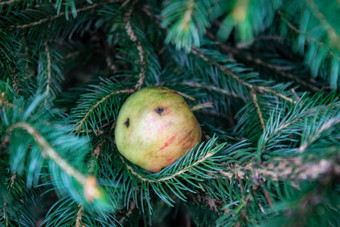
[0,0,339,226]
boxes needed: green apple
[115,86,202,172]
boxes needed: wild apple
[115,86,202,172]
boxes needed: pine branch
[75,142,104,226]
[1,93,113,215]
[216,0,280,43]
[190,46,296,135]
[74,88,134,133]
[115,138,248,211]
[122,152,215,183]
[1,1,340,226]
[2,172,16,227]
[306,0,340,47]
[8,0,121,30]
[277,10,340,61]
[298,115,340,153]
[206,32,322,92]
[191,47,297,104]
[8,122,102,202]
[276,1,340,88]
[162,0,210,51]
[263,174,339,226]
[1,172,38,226]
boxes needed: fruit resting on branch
[115,87,202,172]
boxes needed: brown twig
[181,81,242,99]
[174,90,196,101]
[257,198,266,214]
[250,90,265,130]
[44,41,52,105]
[273,118,300,134]
[291,88,300,100]
[262,188,273,207]
[124,1,146,90]
[191,102,214,111]
[75,204,83,227]
[0,0,16,6]
[236,36,282,48]
[218,158,339,182]
[118,201,136,224]
[61,51,81,61]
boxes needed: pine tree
[1,0,339,226]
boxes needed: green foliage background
[0,0,339,226]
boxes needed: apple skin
[115,86,202,172]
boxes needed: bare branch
[75,204,83,227]
[182,81,242,99]
[0,0,16,6]
[191,102,214,111]
[44,41,51,104]
[124,2,146,90]
[250,90,265,130]
[219,158,339,182]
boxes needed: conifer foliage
[0,0,339,226]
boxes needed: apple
[115,86,202,172]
